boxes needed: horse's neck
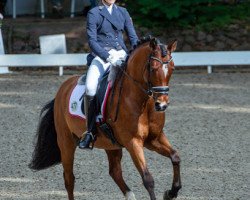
[127,45,150,84]
[121,45,151,107]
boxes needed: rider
[79,0,139,149]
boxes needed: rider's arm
[123,9,139,48]
[87,11,110,61]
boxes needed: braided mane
[131,36,167,57]
[133,35,158,49]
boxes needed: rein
[109,64,148,123]
[121,67,150,95]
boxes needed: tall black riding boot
[79,95,96,149]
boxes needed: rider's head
[102,0,116,6]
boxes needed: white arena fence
[0,51,250,76]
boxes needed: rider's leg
[78,94,96,149]
[79,57,110,149]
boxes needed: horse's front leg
[105,149,136,200]
[145,133,182,200]
[126,139,156,200]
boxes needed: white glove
[106,55,123,67]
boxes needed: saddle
[70,65,123,146]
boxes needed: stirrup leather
[83,131,95,140]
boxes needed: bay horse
[29,37,181,200]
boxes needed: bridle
[110,40,174,122]
[119,49,173,99]
[150,56,173,65]
[147,54,173,97]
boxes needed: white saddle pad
[69,84,86,119]
[69,83,110,121]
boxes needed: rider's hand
[107,55,123,67]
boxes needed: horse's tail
[29,99,61,171]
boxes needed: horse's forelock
[160,44,167,57]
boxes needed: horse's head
[127,36,177,112]
[146,37,177,112]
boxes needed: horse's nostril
[155,102,160,106]
[155,102,168,111]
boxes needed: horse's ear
[150,38,158,50]
[167,40,178,52]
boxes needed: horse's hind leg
[57,128,77,200]
[145,133,181,200]
[105,149,136,200]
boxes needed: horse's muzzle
[155,101,168,112]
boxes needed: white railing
[0,51,250,75]
[172,51,250,73]
[0,54,87,76]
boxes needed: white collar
[103,2,114,14]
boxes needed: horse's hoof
[163,190,176,200]
[125,191,137,200]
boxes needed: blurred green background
[123,0,250,31]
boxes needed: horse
[29,37,181,200]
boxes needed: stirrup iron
[79,131,95,150]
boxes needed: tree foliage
[123,0,250,30]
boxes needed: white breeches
[85,49,127,96]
